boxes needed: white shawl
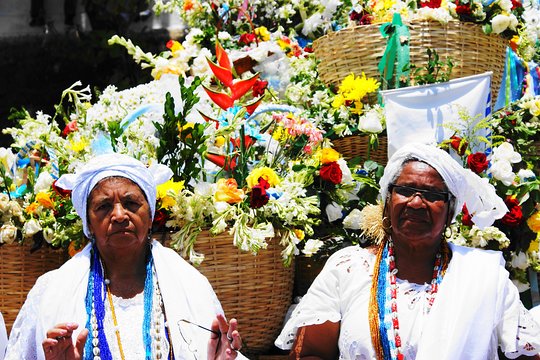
[6,241,223,359]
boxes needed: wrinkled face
[387,161,451,248]
[87,177,152,255]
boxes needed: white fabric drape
[275,244,540,359]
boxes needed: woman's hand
[207,313,242,360]
[42,323,88,360]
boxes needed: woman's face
[87,177,152,255]
[387,161,451,249]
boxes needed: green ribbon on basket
[378,13,410,90]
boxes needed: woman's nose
[111,203,128,222]
[407,193,427,208]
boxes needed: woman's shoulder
[323,244,376,274]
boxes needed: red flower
[239,33,256,45]
[455,3,472,15]
[152,209,168,230]
[252,80,268,97]
[467,152,488,174]
[420,0,442,8]
[461,204,474,226]
[501,197,523,227]
[61,120,78,138]
[230,136,257,149]
[250,177,270,208]
[320,162,343,185]
[52,180,71,197]
[511,0,522,9]
[450,135,468,156]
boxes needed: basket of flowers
[313,20,508,96]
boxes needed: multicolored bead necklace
[369,238,449,360]
[84,245,173,360]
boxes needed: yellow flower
[157,180,185,210]
[215,136,226,147]
[255,26,270,41]
[214,178,244,204]
[293,228,305,241]
[320,148,340,164]
[36,192,55,209]
[527,211,540,232]
[331,94,345,109]
[246,167,280,188]
[529,237,539,252]
[68,138,90,153]
[178,122,195,139]
[168,40,184,53]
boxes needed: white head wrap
[379,143,507,229]
[55,154,173,238]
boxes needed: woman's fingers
[75,329,89,356]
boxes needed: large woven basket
[332,134,388,164]
[0,243,67,332]
[158,231,294,356]
[313,20,507,96]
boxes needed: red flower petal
[206,58,233,88]
[202,84,234,110]
[245,96,263,115]
[197,110,220,129]
[230,73,260,100]
[215,41,232,72]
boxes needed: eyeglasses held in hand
[177,319,220,360]
[178,319,220,335]
[389,184,451,203]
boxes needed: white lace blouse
[275,245,540,359]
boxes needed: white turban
[379,143,507,229]
[55,154,173,238]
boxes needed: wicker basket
[332,134,388,164]
[158,231,294,356]
[0,243,67,333]
[313,20,507,96]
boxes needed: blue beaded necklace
[83,245,155,360]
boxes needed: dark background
[0,28,170,148]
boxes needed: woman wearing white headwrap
[275,143,540,359]
[5,153,245,360]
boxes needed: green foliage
[154,77,209,185]
[405,48,454,86]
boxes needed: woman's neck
[392,238,441,284]
[100,247,149,298]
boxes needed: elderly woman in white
[5,153,245,360]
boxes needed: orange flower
[214,178,244,204]
[36,192,55,209]
[183,0,195,11]
[25,202,39,215]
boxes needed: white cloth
[381,72,492,160]
[55,153,173,237]
[275,244,540,359]
[379,143,508,229]
[5,241,237,360]
[531,305,540,326]
[0,313,7,360]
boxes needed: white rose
[517,168,535,182]
[488,160,515,186]
[491,142,521,163]
[0,147,15,170]
[22,219,42,238]
[343,208,362,230]
[301,239,324,257]
[0,224,18,244]
[358,110,383,133]
[326,202,343,222]
[491,14,512,34]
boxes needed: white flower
[302,239,324,256]
[488,160,515,186]
[337,159,353,183]
[517,168,536,182]
[326,202,343,222]
[343,208,362,230]
[491,142,522,163]
[0,147,15,171]
[491,14,518,34]
[43,227,55,244]
[34,172,55,193]
[358,109,384,133]
[22,219,42,238]
[0,224,17,244]
[510,251,530,270]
